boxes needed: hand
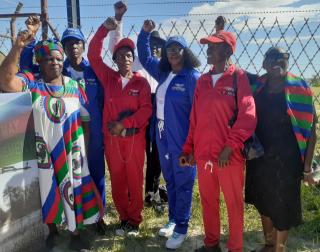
[103,17,118,31]
[114,1,127,21]
[143,20,155,33]
[25,15,41,36]
[217,146,233,168]
[108,121,125,136]
[15,30,35,48]
[179,152,195,167]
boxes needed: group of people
[0,1,317,252]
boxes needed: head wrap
[34,39,64,63]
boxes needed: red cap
[200,31,236,53]
[112,38,135,60]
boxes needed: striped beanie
[34,39,64,63]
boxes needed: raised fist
[103,17,118,31]
[16,30,35,48]
[25,15,41,36]
[114,1,127,21]
[143,20,155,33]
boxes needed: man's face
[64,38,84,62]
[114,47,134,72]
[206,42,231,65]
[150,38,163,58]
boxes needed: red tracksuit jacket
[88,25,152,139]
[182,65,257,165]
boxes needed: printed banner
[0,92,46,252]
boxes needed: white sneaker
[115,227,125,236]
[166,232,187,249]
[158,221,175,237]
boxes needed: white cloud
[156,0,320,43]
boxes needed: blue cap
[61,28,86,45]
[165,36,187,49]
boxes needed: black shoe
[115,220,128,236]
[45,230,59,249]
[194,244,222,252]
[144,191,153,207]
[96,219,108,235]
[159,185,168,203]
[69,234,91,251]
[125,223,139,237]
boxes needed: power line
[49,9,320,20]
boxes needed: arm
[108,0,126,53]
[87,19,118,86]
[108,20,123,53]
[137,29,161,82]
[122,79,152,129]
[225,71,257,150]
[0,32,32,92]
[304,103,318,171]
[187,71,200,104]
[182,80,200,155]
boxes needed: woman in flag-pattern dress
[0,25,100,251]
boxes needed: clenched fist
[16,30,35,48]
[25,15,41,36]
[103,17,118,31]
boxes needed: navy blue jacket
[137,30,200,153]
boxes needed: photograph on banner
[0,92,45,252]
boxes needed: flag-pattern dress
[18,72,100,231]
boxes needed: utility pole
[41,0,49,40]
[66,0,81,28]
[10,2,23,46]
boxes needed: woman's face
[263,52,289,78]
[206,42,230,65]
[40,50,64,80]
[114,47,134,73]
[64,38,84,62]
[166,43,184,67]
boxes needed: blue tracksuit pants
[156,119,196,234]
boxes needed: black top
[245,86,303,230]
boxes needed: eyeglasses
[166,47,183,54]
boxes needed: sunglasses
[166,47,184,54]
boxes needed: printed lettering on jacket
[171,83,186,92]
[129,89,140,96]
[219,86,235,97]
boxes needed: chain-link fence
[1,11,320,156]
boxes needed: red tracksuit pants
[105,135,145,226]
[197,160,244,252]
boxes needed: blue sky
[0,0,319,78]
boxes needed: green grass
[51,178,320,252]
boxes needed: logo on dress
[72,145,83,180]
[44,97,66,123]
[35,136,51,169]
[62,180,74,210]
[172,83,186,92]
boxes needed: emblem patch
[44,97,66,123]
[35,136,51,169]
